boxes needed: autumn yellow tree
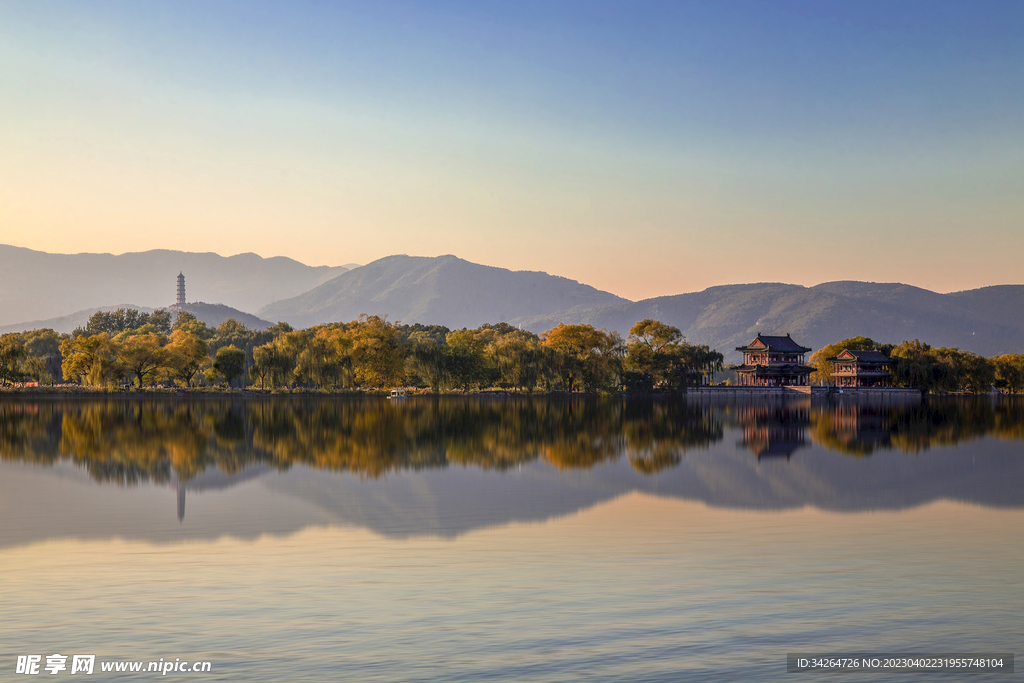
[166,330,209,387]
[115,331,169,388]
[541,323,622,392]
[349,315,405,389]
[61,333,124,387]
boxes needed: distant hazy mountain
[514,282,1024,360]
[0,245,346,327]
[0,304,153,335]
[5,244,1022,359]
[258,254,628,329]
[0,302,272,335]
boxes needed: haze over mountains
[258,254,628,329]
[257,254,1023,360]
[0,302,273,336]
[515,282,1024,360]
[3,246,1022,359]
[0,245,346,326]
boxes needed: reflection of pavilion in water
[735,402,810,460]
[812,405,892,455]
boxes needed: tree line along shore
[3,399,1022,483]
[0,308,1022,394]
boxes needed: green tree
[250,343,281,389]
[889,340,994,393]
[75,308,171,337]
[210,319,254,354]
[488,330,543,392]
[624,319,718,391]
[148,309,173,335]
[683,344,724,387]
[295,326,352,388]
[0,334,27,385]
[407,334,450,392]
[993,354,1024,394]
[625,319,683,389]
[446,329,489,392]
[173,310,215,340]
[211,345,247,388]
[628,319,684,352]
[21,329,64,384]
[251,328,320,388]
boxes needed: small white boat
[388,389,407,399]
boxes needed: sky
[1,1,1022,301]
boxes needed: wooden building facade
[734,333,814,387]
[828,349,893,387]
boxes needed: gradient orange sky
[1,2,1022,300]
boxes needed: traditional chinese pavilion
[828,349,893,387]
[734,333,813,386]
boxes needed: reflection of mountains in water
[0,397,1022,543]
[267,435,1023,540]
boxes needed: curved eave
[736,345,811,353]
[734,364,814,375]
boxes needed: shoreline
[0,385,1010,399]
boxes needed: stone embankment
[688,386,921,402]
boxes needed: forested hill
[258,254,628,329]
[0,245,346,326]
[512,282,1024,361]
[0,302,272,335]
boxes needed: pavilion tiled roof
[736,333,812,353]
[831,349,892,362]
[734,364,815,376]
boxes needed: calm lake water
[1,396,1020,681]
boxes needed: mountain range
[257,254,628,329]
[2,245,1021,359]
[257,254,1022,359]
[514,281,1024,360]
[0,245,345,326]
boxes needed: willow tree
[349,315,405,389]
[542,323,623,392]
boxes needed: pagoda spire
[176,272,186,306]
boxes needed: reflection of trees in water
[805,399,1024,456]
[1,397,1021,482]
[809,406,892,457]
[252,398,721,476]
[0,397,724,482]
[0,402,61,464]
[622,400,722,473]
